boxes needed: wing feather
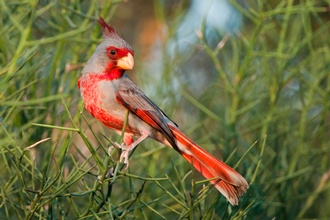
[116,76,177,147]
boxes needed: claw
[120,152,130,169]
[109,142,131,169]
[108,133,149,170]
[108,142,130,168]
[118,143,130,169]
[108,145,115,155]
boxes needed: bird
[78,16,248,205]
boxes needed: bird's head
[81,16,134,80]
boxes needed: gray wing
[116,76,178,147]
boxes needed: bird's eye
[109,49,116,56]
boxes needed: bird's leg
[108,134,133,155]
[109,133,149,169]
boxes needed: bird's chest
[79,75,107,115]
[79,74,136,133]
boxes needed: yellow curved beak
[117,52,134,70]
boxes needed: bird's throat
[103,62,126,80]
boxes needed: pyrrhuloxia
[78,17,248,205]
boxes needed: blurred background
[1,0,330,219]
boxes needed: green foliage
[1,0,329,219]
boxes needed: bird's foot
[108,142,132,169]
[107,133,149,170]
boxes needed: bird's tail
[168,125,248,205]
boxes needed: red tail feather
[169,125,248,205]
